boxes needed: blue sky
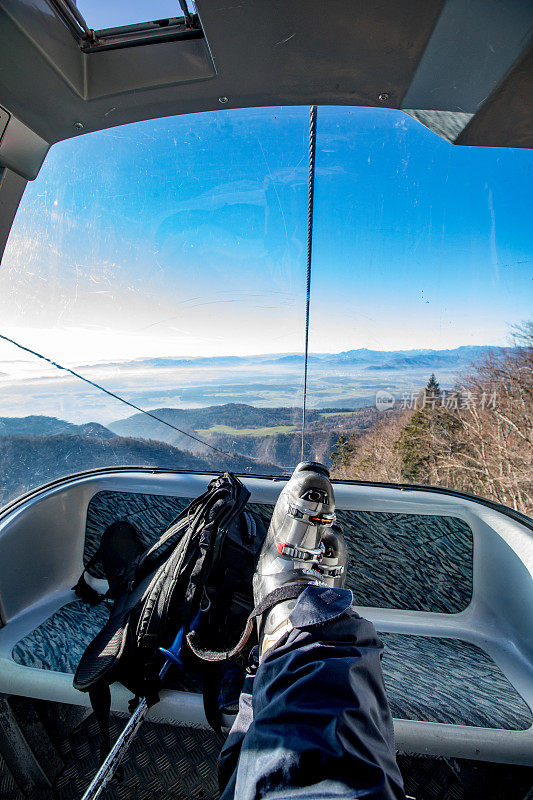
[76,0,195,30]
[0,105,531,369]
[309,108,532,352]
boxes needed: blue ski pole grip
[158,608,203,668]
[158,626,184,667]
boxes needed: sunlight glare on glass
[75,0,196,31]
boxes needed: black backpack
[73,473,267,753]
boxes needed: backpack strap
[202,660,246,734]
[89,684,112,763]
[72,547,107,605]
[186,582,310,662]
[201,662,224,734]
[74,521,143,604]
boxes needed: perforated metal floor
[1,699,532,800]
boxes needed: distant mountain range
[0,344,507,424]
[85,345,505,373]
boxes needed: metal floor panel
[49,714,533,800]
[0,695,532,799]
[53,714,222,800]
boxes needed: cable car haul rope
[301,104,317,461]
[0,332,233,458]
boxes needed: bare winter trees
[428,325,532,513]
[332,324,533,515]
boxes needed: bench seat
[0,471,531,764]
[9,596,532,732]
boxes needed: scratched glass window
[0,106,531,509]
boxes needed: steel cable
[0,333,240,460]
[301,105,317,462]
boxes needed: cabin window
[0,106,531,515]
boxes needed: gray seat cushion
[12,600,531,731]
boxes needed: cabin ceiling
[0,0,532,181]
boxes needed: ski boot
[253,461,347,657]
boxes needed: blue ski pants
[218,585,405,799]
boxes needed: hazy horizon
[0,343,508,425]
[0,331,517,381]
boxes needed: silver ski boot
[253,461,347,657]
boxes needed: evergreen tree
[395,374,441,483]
[426,373,440,397]
[331,433,353,470]
[395,408,431,482]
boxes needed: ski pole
[80,622,192,800]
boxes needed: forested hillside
[110,404,304,439]
[0,434,281,506]
[331,323,533,516]
[110,404,378,466]
[0,404,374,507]
[0,416,116,438]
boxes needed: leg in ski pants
[219,585,405,800]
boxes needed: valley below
[0,345,505,506]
